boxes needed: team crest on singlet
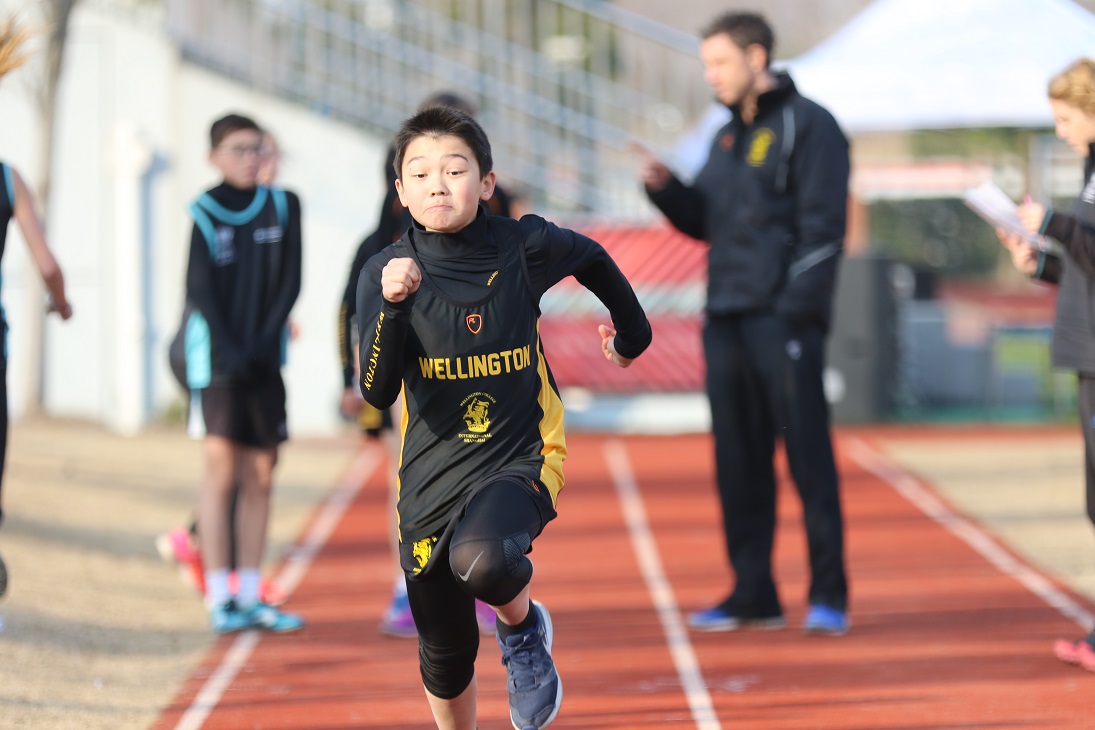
[466,313,483,334]
[213,226,236,266]
[460,391,496,443]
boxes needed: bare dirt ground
[0,417,360,729]
[0,418,1091,729]
[866,424,1095,601]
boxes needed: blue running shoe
[209,600,250,634]
[803,605,848,636]
[687,605,785,632]
[498,600,562,730]
[241,601,304,633]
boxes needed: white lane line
[847,437,1095,632]
[174,446,381,730]
[174,632,260,730]
[604,439,723,730]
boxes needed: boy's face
[209,128,263,188]
[395,133,495,233]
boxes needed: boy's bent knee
[449,534,532,606]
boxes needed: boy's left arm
[528,218,652,360]
[255,191,304,369]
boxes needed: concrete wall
[0,3,388,435]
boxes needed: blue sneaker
[803,605,848,636]
[209,600,250,634]
[687,605,785,632]
[241,601,304,633]
[498,600,562,730]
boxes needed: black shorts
[194,373,288,448]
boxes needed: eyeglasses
[219,144,263,158]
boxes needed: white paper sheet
[963,181,1044,247]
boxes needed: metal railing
[164,0,710,220]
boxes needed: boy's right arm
[355,254,413,409]
[339,233,380,389]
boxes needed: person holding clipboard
[998,56,1095,672]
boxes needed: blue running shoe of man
[803,604,849,636]
[687,604,785,632]
[497,600,562,730]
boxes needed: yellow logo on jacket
[748,129,776,167]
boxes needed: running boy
[356,107,651,730]
[183,113,303,634]
[339,91,521,639]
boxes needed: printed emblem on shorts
[748,128,776,167]
[460,391,496,443]
[411,535,438,575]
[786,338,802,360]
[720,133,735,151]
[466,313,483,334]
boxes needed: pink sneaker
[260,579,288,607]
[155,528,205,594]
[224,573,288,607]
[380,593,417,638]
[475,599,497,636]
[1055,637,1095,669]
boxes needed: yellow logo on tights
[411,535,438,575]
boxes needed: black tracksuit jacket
[1034,143,1095,375]
[646,72,849,331]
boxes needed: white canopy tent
[670,0,1095,193]
[782,0,1095,135]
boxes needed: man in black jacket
[635,11,850,635]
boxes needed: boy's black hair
[209,113,261,149]
[700,12,775,67]
[392,106,493,180]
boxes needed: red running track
[153,430,1095,729]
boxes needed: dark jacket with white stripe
[1033,143,1095,374]
[646,72,849,331]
